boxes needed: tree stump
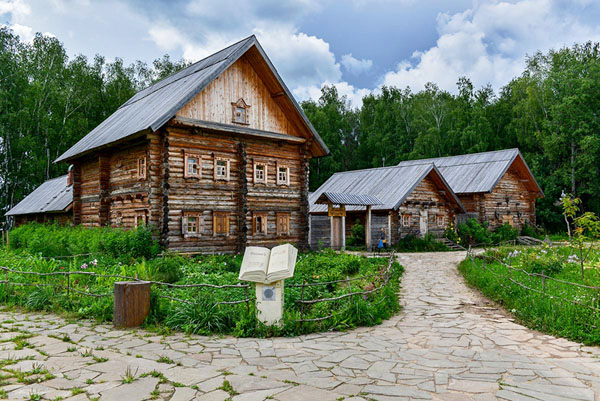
[113,281,151,328]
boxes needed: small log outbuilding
[397,148,544,229]
[6,175,73,226]
[53,35,329,253]
[309,163,465,249]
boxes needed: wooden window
[213,212,230,236]
[401,214,411,227]
[231,98,250,125]
[182,212,202,237]
[253,212,268,235]
[137,157,147,180]
[503,215,514,227]
[134,210,147,228]
[436,215,445,227]
[254,163,267,184]
[276,213,290,236]
[214,158,231,181]
[184,153,201,179]
[277,163,290,186]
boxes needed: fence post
[346,276,352,300]
[508,260,512,280]
[66,267,70,301]
[4,268,7,301]
[300,280,306,325]
[244,285,249,313]
[542,270,546,293]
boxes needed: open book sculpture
[239,244,298,283]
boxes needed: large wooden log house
[397,149,544,229]
[309,164,466,249]
[54,36,329,253]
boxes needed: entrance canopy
[315,192,382,206]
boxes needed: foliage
[9,222,161,260]
[454,219,518,246]
[394,234,449,252]
[520,223,543,239]
[301,42,600,233]
[0,247,403,337]
[459,245,600,345]
[347,220,365,247]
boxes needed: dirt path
[0,251,599,401]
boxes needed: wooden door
[419,209,428,237]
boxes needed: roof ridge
[332,162,434,176]
[398,148,519,165]
[119,36,255,110]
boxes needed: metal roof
[309,164,464,213]
[6,175,72,216]
[315,192,383,206]
[397,148,543,195]
[56,35,329,163]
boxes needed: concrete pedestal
[255,280,284,326]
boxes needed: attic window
[231,98,250,125]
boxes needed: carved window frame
[213,211,230,237]
[436,215,445,227]
[253,212,268,235]
[231,98,250,125]
[134,210,148,228]
[184,151,202,179]
[276,213,290,236]
[214,157,231,181]
[276,162,290,186]
[137,156,147,180]
[182,211,202,238]
[401,214,411,227]
[253,162,267,184]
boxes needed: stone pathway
[0,251,599,401]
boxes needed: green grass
[459,244,600,345]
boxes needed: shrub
[521,224,544,239]
[9,223,161,260]
[347,220,365,246]
[492,223,519,244]
[456,218,493,245]
[395,234,449,252]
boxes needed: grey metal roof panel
[315,192,383,206]
[309,164,434,213]
[56,35,328,163]
[6,176,72,216]
[397,148,521,194]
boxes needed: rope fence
[466,246,600,314]
[296,251,396,323]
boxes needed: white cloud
[382,0,600,92]
[341,53,373,75]
[0,0,30,18]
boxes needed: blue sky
[1,0,600,107]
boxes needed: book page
[266,244,297,282]
[239,247,270,281]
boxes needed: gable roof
[56,35,329,163]
[309,164,465,213]
[6,175,72,216]
[315,192,383,206]
[397,148,544,196]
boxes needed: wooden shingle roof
[6,176,72,216]
[56,35,329,163]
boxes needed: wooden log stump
[113,281,151,328]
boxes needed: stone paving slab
[0,252,599,400]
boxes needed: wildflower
[363,295,367,300]
[511,308,516,313]
[540,249,547,254]
[80,263,88,270]
[60,266,64,270]
[91,259,98,266]
[567,254,579,264]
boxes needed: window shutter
[182,216,188,235]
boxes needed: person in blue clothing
[377,228,387,253]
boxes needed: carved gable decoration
[231,98,250,125]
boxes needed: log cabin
[397,149,544,230]
[6,174,73,226]
[308,163,465,249]
[53,35,329,253]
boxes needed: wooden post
[244,285,249,313]
[542,270,546,293]
[508,260,512,280]
[113,281,151,328]
[300,280,306,325]
[341,215,346,252]
[365,205,372,251]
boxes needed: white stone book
[239,244,298,283]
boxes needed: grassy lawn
[0,224,403,337]
[458,244,600,345]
